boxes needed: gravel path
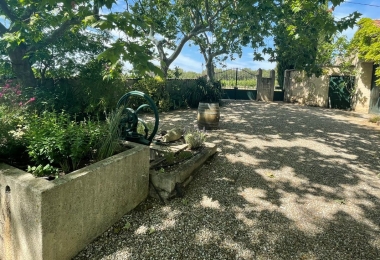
[74,101,380,260]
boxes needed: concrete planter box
[0,142,150,260]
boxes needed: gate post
[257,68,274,101]
[256,68,262,92]
[235,68,238,88]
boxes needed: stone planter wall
[0,142,150,260]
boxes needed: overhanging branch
[0,0,18,22]
[0,21,7,36]
[28,18,80,51]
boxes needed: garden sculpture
[116,91,159,145]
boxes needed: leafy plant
[130,77,171,112]
[185,78,223,108]
[27,164,58,177]
[0,106,28,159]
[96,107,124,161]
[25,111,103,174]
[184,129,206,149]
[164,152,176,165]
[178,151,193,160]
[351,18,380,85]
[0,80,35,160]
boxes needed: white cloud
[170,54,203,72]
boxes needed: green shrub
[31,59,127,117]
[130,77,171,112]
[184,78,223,108]
[0,106,28,159]
[25,111,103,174]
[184,129,206,149]
[0,80,34,159]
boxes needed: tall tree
[0,0,157,88]
[271,0,360,87]
[192,0,275,82]
[0,0,113,87]
[131,0,231,78]
[350,18,380,85]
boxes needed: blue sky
[165,0,380,73]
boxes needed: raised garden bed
[149,142,217,199]
[0,142,150,260]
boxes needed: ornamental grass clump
[95,107,124,161]
[184,129,206,150]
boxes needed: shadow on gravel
[74,101,380,260]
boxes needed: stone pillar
[256,68,262,90]
[257,68,274,101]
[283,70,291,102]
[270,69,275,101]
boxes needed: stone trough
[0,142,150,260]
[149,142,217,199]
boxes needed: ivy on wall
[351,18,380,85]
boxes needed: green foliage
[0,0,159,89]
[31,59,126,116]
[25,111,103,174]
[184,129,206,150]
[220,79,257,89]
[137,120,155,137]
[95,107,124,161]
[130,77,171,112]
[351,18,380,85]
[27,164,58,177]
[178,151,193,160]
[192,0,275,81]
[165,79,196,109]
[273,0,360,86]
[0,80,35,159]
[164,152,176,165]
[186,78,222,107]
[0,106,28,159]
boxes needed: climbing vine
[350,18,380,85]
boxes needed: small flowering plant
[0,80,35,160]
[0,80,36,109]
[184,126,207,150]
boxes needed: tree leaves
[351,18,380,85]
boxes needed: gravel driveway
[74,101,380,260]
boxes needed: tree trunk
[161,61,169,79]
[8,44,37,88]
[205,59,215,82]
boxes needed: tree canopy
[0,0,157,87]
[271,0,360,87]
[192,0,275,82]
[350,18,380,85]
[0,0,361,88]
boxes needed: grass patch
[369,115,380,124]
